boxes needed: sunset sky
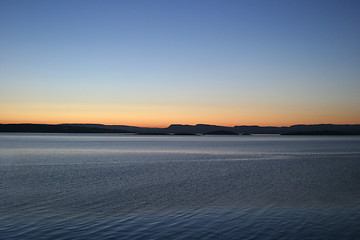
[1,0,359,127]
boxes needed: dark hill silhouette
[1,123,359,135]
[282,130,358,135]
[286,124,360,134]
[204,130,239,135]
[167,124,233,134]
[233,125,287,134]
[60,124,161,134]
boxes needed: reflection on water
[1,134,360,239]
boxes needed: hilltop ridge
[1,123,360,135]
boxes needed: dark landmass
[282,130,359,135]
[136,132,170,135]
[280,125,360,135]
[204,130,239,135]
[59,123,160,134]
[1,123,360,135]
[173,133,199,136]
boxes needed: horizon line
[2,122,360,128]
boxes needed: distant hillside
[166,124,360,135]
[60,124,161,134]
[204,130,239,135]
[282,130,358,135]
[285,124,360,135]
[1,123,359,135]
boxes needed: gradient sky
[1,0,359,127]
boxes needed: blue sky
[1,0,359,126]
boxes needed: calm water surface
[1,133,360,239]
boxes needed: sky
[1,0,359,127]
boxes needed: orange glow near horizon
[1,101,359,128]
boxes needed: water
[1,133,360,239]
